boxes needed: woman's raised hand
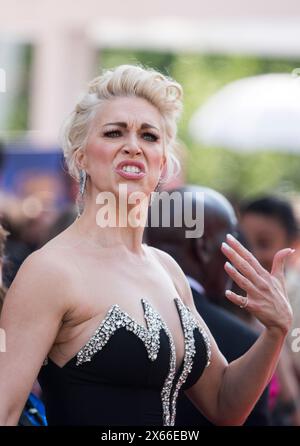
[221,234,294,335]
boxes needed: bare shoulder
[17,243,74,285]
[23,224,82,288]
[5,244,76,318]
[148,246,184,277]
[0,240,80,423]
[147,246,194,308]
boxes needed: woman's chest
[51,261,187,370]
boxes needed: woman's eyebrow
[103,122,159,131]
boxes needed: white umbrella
[189,73,300,153]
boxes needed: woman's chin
[113,181,152,196]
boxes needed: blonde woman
[0,65,293,426]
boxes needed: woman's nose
[122,138,142,156]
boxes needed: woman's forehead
[94,96,163,128]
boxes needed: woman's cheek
[87,141,113,165]
[149,148,165,169]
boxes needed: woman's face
[79,96,166,199]
[240,213,290,272]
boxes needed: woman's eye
[142,133,159,142]
[104,130,122,137]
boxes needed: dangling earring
[79,169,87,196]
[77,169,87,218]
[150,177,162,207]
[154,176,162,192]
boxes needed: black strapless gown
[38,297,211,426]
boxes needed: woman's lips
[115,168,146,180]
[115,161,146,180]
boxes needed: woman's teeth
[122,166,141,173]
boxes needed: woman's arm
[152,236,293,425]
[0,250,73,425]
[187,322,286,425]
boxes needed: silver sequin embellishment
[159,317,177,426]
[44,298,211,426]
[76,299,163,366]
[169,298,211,425]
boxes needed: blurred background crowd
[1,0,300,426]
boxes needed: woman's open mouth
[115,161,146,180]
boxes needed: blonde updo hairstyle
[61,64,183,189]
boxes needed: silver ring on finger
[239,296,249,309]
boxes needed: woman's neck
[74,211,146,256]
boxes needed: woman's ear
[75,149,88,172]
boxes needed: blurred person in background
[0,222,45,425]
[0,142,33,287]
[0,140,62,285]
[146,185,270,425]
[239,196,298,273]
[239,195,300,425]
[0,199,33,288]
[0,195,60,288]
[42,204,77,245]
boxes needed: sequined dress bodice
[38,298,211,426]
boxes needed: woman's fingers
[225,289,249,309]
[222,235,294,331]
[225,234,268,278]
[221,241,269,291]
[271,248,295,279]
[224,261,257,295]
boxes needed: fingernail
[290,248,296,254]
[226,234,235,242]
[222,242,230,250]
[225,290,232,296]
[225,261,235,270]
